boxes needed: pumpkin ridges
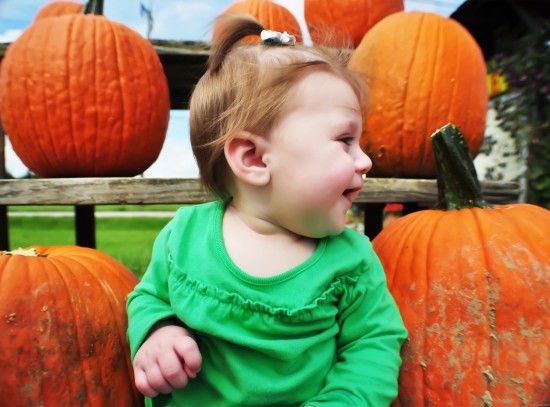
[422,15,448,171]
[448,18,487,155]
[41,18,67,172]
[443,210,494,404]
[133,33,155,156]
[1,246,143,405]
[75,15,98,172]
[73,252,136,380]
[415,210,444,406]
[50,257,96,403]
[60,258,121,404]
[399,16,424,176]
[106,19,168,173]
[508,204,550,259]
[102,17,127,169]
[471,207,549,403]
[0,11,169,177]
[305,0,404,48]
[374,126,549,405]
[378,210,433,406]
[349,12,487,178]
[46,15,72,173]
[62,16,86,172]
[27,21,64,174]
[398,210,499,405]
[2,31,28,169]
[34,1,84,21]
[97,17,124,169]
[127,24,169,165]
[17,16,79,174]
[2,253,75,402]
[413,13,438,174]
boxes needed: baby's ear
[224,131,270,186]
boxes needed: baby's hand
[133,324,202,398]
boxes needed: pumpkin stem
[431,123,492,210]
[83,0,104,15]
[2,248,47,257]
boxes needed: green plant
[8,214,169,278]
[492,25,550,208]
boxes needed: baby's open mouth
[343,187,361,203]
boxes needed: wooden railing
[0,177,520,249]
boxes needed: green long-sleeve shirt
[127,201,407,406]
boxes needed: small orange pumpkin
[349,12,488,178]
[212,0,302,43]
[0,245,143,406]
[33,1,84,21]
[304,0,404,48]
[373,124,550,405]
[0,0,170,177]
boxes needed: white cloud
[0,28,22,42]
[4,137,29,178]
[405,0,458,16]
[143,110,199,178]
[143,138,199,179]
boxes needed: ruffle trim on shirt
[168,259,361,322]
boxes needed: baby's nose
[356,148,372,174]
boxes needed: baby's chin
[303,224,347,239]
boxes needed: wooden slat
[0,177,519,206]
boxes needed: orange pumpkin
[0,245,143,406]
[0,3,169,177]
[348,12,488,178]
[212,0,302,43]
[304,0,404,48]
[33,1,84,21]
[373,124,550,405]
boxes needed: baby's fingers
[158,350,189,389]
[134,368,158,398]
[174,336,202,378]
[134,364,173,398]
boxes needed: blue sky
[0,0,464,178]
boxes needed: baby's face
[263,70,372,238]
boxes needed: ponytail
[209,14,264,74]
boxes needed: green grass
[7,215,172,279]
[8,204,182,212]
[7,204,366,280]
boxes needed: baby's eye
[339,135,354,145]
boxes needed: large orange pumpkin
[304,0,404,48]
[373,124,550,405]
[33,1,84,21]
[212,0,302,43]
[0,2,170,177]
[348,12,488,177]
[0,245,143,406]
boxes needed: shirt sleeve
[126,221,178,360]
[303,246,408,407]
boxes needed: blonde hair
[189,14,367,199]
